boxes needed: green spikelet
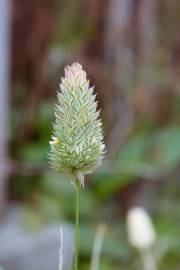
[48,62,105,187]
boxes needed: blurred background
[0,0,180,269]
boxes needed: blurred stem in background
[59,227,63,270]
[140,248,157,270]
[0,0,11,217]
[90,224,106,270]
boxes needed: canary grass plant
[48,63,105,270]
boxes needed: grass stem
[74,182,79,270]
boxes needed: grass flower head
[48,62,105,187]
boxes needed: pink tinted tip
[64,66,69,77]
[75,62,82,71]
[64,62,83,78]
[64,65,73,78]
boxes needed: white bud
[126,207,156,250]
[50,137,59,145]
[100,144,105,151]
[92,136,97,144]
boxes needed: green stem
[74,182,79,270]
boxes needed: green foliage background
[9,0,180,269]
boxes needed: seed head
[48,62,105,187]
